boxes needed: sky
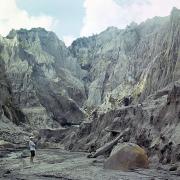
[0,0,180,46]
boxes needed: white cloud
[81,0,180,37]
[0,0,58,37]
[63,35,76,47]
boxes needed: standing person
[29,136,36,163]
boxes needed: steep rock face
[139,8,180,101]
[0,59,25,125]
[0,28,86,127]
[0,59,28,144]
[70,8,180,110]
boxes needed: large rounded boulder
[104,143,148,170]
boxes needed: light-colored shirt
[29,140,36,151]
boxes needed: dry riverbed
[0,149,180,180]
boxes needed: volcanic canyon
[1,7,180,180]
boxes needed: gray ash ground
[0,149,180,180]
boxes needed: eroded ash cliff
[1,7,180,167]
